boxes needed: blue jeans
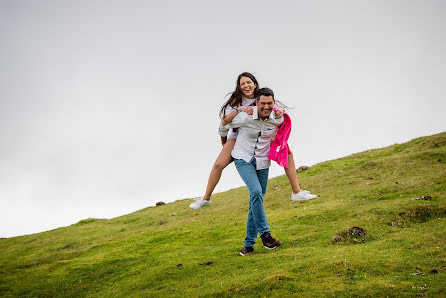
[234,158,270,248]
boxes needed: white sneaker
[291,190,317,201]
[189,197,211,209]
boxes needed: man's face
[257,95,274,119]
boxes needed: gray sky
[1,0,445,237]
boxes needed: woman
[189,72,316,209]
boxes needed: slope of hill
[1,133,445,296]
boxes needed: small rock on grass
[297,166,311,172]
[200,261,213,266]
[430,269,439,274]
[411,196,432,201]
[156,201,165,206]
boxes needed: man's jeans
[234,158,270,247]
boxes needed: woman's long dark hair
[220,72,259,118]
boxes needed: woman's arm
[221,106,253,126]
[221,109,238,126]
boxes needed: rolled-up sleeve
[218,122,229,137]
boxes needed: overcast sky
[1,0,445,238]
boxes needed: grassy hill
[1,132,445,297]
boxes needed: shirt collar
[253,107,275,121]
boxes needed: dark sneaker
[239,246,254,256]
[261,234,281,250]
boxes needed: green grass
[1,132,446,297]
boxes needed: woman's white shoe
[291,190,317,201]
[189,197,211,209]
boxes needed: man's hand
[274,107,285,118]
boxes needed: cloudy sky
[1,0,445,238]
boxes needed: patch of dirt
[430,269,439,274]
[297,166,311,172]
[349,227,366,237]
[389,206,446,227]
[361,161,378,169]
[331,227,367,245]
[200,261,213,265]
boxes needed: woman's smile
[239,76,256,99]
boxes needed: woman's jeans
[234,158,270,247]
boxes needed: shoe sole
[263,243,281,250]
[239,251,254,256]
[189,206,208,210]
[239,252,252,256]
[189,204,211,209]
[291,196,317,201]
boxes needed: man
[226,87,283,256]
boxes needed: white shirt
[218,97,256,139]
[226,108,284,170]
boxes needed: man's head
[256,88,275,120]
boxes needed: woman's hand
[223,106,254,126]
[274,107,285,118]
[238,106,253,115]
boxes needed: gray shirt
[218,97,256,139]
[226,108,284,170]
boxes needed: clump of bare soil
[297,166,311,172]
[389,205,446,227]
[331,227,367,244]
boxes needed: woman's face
[239,76,257,99]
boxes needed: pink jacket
[268,113,292,168]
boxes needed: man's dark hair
[256,87,274,101]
